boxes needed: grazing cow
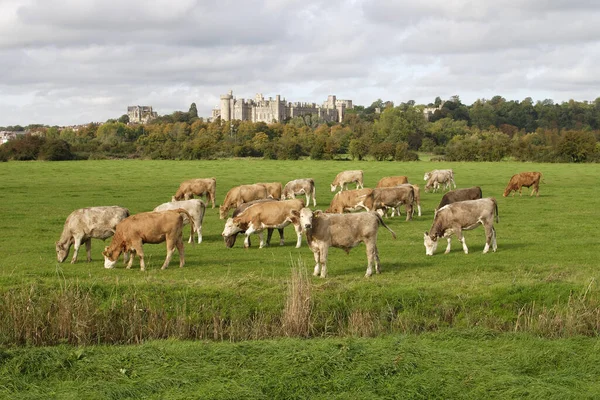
[56,206,130,264]
[219,184,269,219]
[330,170,364,192]
[397,184,422,217]
[436,187,483,212]
[424,198,498,256]
[102,209,192,271]
[290,208,396,277]
[172,178,216,208]
[154,199,206,244]
[424,169,456,193]
[373,186,414,221]
[281,178,317,207]
[326,188,375,214]
[223,199,284,248]
[376,176,408,188]
[503,172,542,197]
[222,199,305,249]
[257,182,282,200]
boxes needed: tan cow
[376,176,408,188]
[56,206,130,264]
[223,199,284,248]
[330,170,364,192]
[257,182,282,199]
[424,169,456,192]
[102,209,193,271]
[503,172,542,197]
[424,198,498,256]
[326,188,375,213]
[154,199,206,244]
[290,208,397,277]
[219,184,269,219]
[281,178,317,207]
[373,186,414,221]
[221,199,305,248]
[172,178,216,208]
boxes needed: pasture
[1,159,599,398]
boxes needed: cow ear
[291,210,300,217]
[314,210,323,216]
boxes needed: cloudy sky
[1,0,599,126]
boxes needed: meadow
[0,159,599,398]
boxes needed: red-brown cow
[503,172,542,197]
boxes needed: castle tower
[220,90,233,121]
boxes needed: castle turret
[220,90,233,121]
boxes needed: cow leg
[85,238,92,262]
[365,241,379,277]
[294,225,302,248]
[444,237,452,254]
[266,228,274,246]
[129,242,145,270]
[312,194,317,207]
[457,230,469,254]
[491,227,497,252]
[319,246,329,278]
[126,249,137,269]
[305,193,311,207]
[417,204,422,217]
[312,248,321,276]
[278,228,285,246]
[188,223,194,244]
[211,194,216,209]
[71,236,83,263]
[196,222,203,244]
[161,239,176,270]
[405,203,413,221]
[177,239,185,268]
[257,231,267,248]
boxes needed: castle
[211,91,353,123]
[127,106,157,124]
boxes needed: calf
[376,176,408,188]
[326,188,374,213]
[172,178,216,208]
[373,186,414,221]
[436,186,483,212]
[219,184,269,219]
[330,170,364,192]
[257,182,282,200]
[282,178,317,207]
[503,172,542,197]
[424,198,498,256]
[223,199,285,248]
[221,199,304,249]
[103,209,192,271]
[424,169,456,192]
[290,208,396,277]
[154,199,206,244]
[56,206,130,264]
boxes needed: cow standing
[154,199,205,244]
[326,188,374,213]
[373,186,414,221]
[281,178,317,207]
[376,176,408,188]
[436,187,483,212]
[330,170,364,192]
[223,199,285,248]
[56,206,130,264]
[219,184,269,219]
[503,172,542,197]
[257,182,282,200]
[424,169,456,192]
[290,208,396,278]
[172,178,216,208]
[424,198,498,256]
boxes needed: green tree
[189,103,199,120]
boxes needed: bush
[39,139,75,161]
[394,142,419,161]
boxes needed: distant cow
[424,169,456,192]
[172,178,216,208]
[154,199,206,244]
[290,208,396,277]
[326,188,374,213]
[373,186,414,221]
[376,176,408,188]
[503,172,542,197]
[223,199,285,248]
[397,184,422,217]
[330,170,364,192]
[219,184,269,219]
[436,187,483,212]
[102,209,192,271]
[424,198,498,256]
[257,182,282,200]
[281,178,317,207]
[222,199,305,249]
[56,206,130,264]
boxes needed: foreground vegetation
[1,159,599,397]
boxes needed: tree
[188,103,199,120]
[118,114,130,124]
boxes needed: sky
[1,0,599,127]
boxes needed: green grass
[0,159,599,398]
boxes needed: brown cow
[219,184,269,219]
[373,186,414,221]
[503,172,542,197]
[223,199,285,248]
[326,188,374,213]
[436,187,483,212]
[281,178,317,207]
[154,199,206,244]
[221,199,305,248]
[330,170,364,192]
[56,206,130,264]
[172,178,216,208]
[290,208,396,277]
[396,183,422,217]
[424,198,498,256]
[257,182,282,200]
[376,176,408,188]
[102,209,193,271]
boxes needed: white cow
[154,199,205,244]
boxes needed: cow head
[221,217,244,238]
[423,232,438,256]
[502,186,511,197]
[55,241,69,263]
[102,246,118,269]
[223,233,239,248]
[424,172,431,181]
[330,184,337,192]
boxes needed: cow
[172,178,216,208]
[423,198,498,256]
[257,182,282,200]
[223,199,285,248]
[436,187,483,212]
[376,176,408,188]
[330,170,364,192]
[290,208,397,278]
[56,206,130,264]
[219,184,269,219]
[221,199,305,249]
[154,199,206,244]
[373,186,414,221]
[503,172,542,197]
[326,188,374,214]
[281,178,317,207]
[102,209,193,271]
[397,183,422,217]
[424,169,456,193]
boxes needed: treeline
[2,96,600,163]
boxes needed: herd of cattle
[55,169,543,277]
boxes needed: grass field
[1,159,599,398]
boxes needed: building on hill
[0,131,18,145]
[127,106,157,124]
[211,90,353,123]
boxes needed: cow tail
[175,208,195,235]
[374,212,397,240]
[491,198,499,223]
